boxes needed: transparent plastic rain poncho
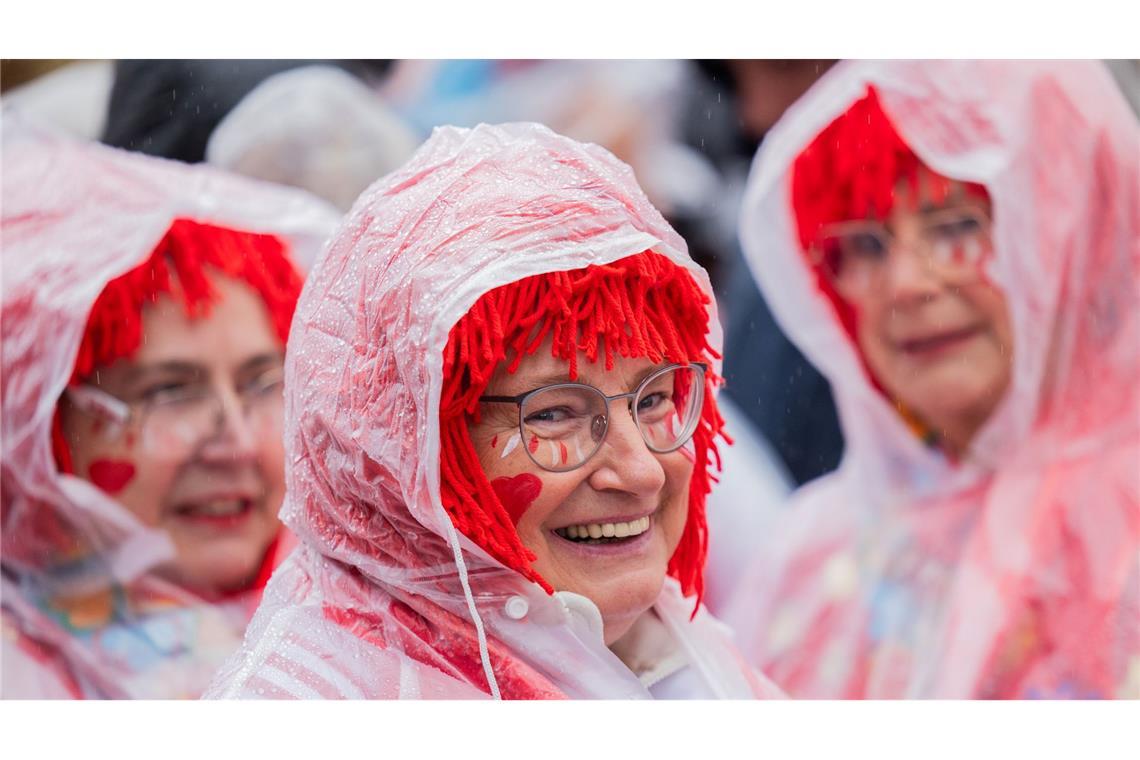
[726,60,1140,698]
[205,122,780,699]
[0,117,340,698]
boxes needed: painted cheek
[491,473,543,525]
[88,459,136,494]
[490,435,498,449]
[527,434,540,454]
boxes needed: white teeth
[186,499,246,517]
[555,516,652,542]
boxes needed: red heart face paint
[491,473,543,525]
[88,459,136,494]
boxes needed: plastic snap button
[504,596,529,620]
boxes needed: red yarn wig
[53,218,304,472]
[438,251,724,610]
[790,87,990,338]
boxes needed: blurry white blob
[207,65,420,211]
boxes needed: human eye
[138,379,200,405]
[523,405,587,442]
[522,388,592,437]
[928,213,983,242]
[844,231,887,259]
[242,366,285,399]
[525,405,575,424]
[637,391,669,412]
[636,390,676,423]
[823,229,886,279]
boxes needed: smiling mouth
[172,497,255,524]
[554,516,651,545]
[898,326,980,355]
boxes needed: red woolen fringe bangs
[439,251,725,612]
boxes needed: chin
[906,373,1005,424]
[584,562,670,645]
[599,591,664,645]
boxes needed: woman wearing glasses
[206,122,782,699]
[1,121,338,698]
[726,60,1139,698]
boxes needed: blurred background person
[204,65,420,211]
[1,60,420,213]
[99,60,420,211]
[1,116,339,698]
[0,59,113,139]
[101,60,390,161]
[727,60,1139,698]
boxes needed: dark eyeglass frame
[479,362,708,473]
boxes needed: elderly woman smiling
[207,122,781,699]
[726,61,1139,699]
[1,122,337,698]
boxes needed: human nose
[883,235,942,303]
[198,385,258,462]
[586,400,667,497]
